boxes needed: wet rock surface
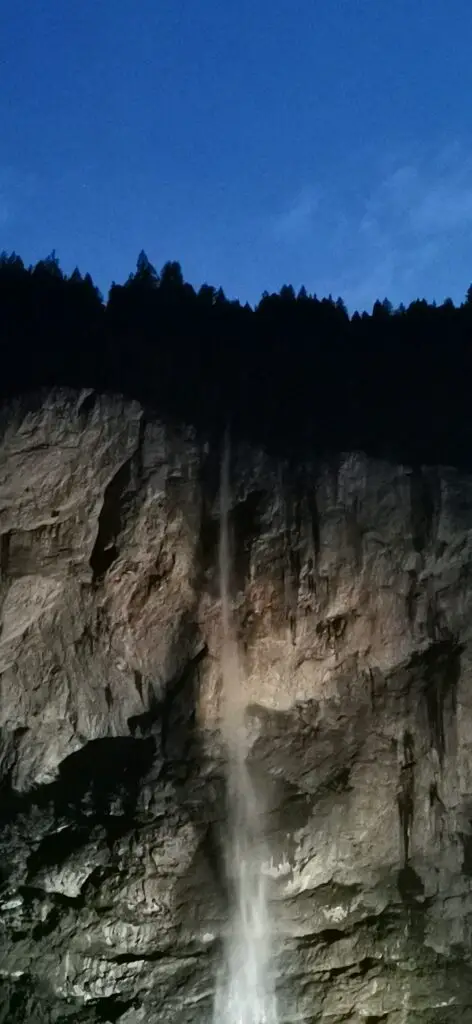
[1,390,472,1021]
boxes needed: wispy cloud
[271,144,472,311]
[272,185,321,242]
[346,150,472,308]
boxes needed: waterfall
[213,436,277,1024]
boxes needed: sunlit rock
[1,389,472,1021]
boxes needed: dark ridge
[231,489,266,591]
[0,531,10,577]
[1,251,472,470]
[306,487,321,563]
[461,832,472,877]
[76,387,98,420]
[282,478,304,644]
[406,568,421,628]
[397,863,428,948]
[90,456,134,582]
[397,729,415,866]
[410,466,440,553]
[422,633,462,765]
[160,644,208,761]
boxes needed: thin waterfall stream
[213,438,278,1024]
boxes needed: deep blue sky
[2,0,472,310]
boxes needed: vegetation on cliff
[2,248,472,465]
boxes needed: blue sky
[1,0,472,310]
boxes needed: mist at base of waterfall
[213,833,278,1024]
[213,436,278,1024]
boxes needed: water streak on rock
[213,434,278,1024]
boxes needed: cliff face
[1,390,472,1023]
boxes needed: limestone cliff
[1,389,472,1022]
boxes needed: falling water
[213,437,278,1024]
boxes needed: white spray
[213,436,277,1024]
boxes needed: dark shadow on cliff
[151,497,230,927]
[0,606,225,967]
[0,735,155,827]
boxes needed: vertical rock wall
[0,390,472,1022]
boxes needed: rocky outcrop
[1,389,472,1022]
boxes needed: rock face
[1,389,472,1022]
